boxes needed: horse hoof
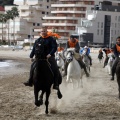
[39,100,43,105]
[57,92,62,99]
[45,111,49,114]
[35,101,40,107]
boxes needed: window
[33,23,35,26]
[97,29,99,35]
[98,22,99,28]
[101,30,103,35]
[101,22,103,28]
[47,6,49,8]
[37,23,40,26]
[47,0,49,2]
[118,16,120,22]
[42,11,45,14]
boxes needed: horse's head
[65,48,75,63]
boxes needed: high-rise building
[41,0,120,47]
[41,0,101,43]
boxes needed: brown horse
[33,58,62,114]
[116,57,120,99]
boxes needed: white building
[79,0,120,47]
[3,0,57,45]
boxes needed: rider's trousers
[111,57,119,77]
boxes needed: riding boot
[78,59,89,77]
[88,55,92,66]
[83,65,90,77]
[24,70,33,87]
[111,67,115,81]
[23,61,36,87]
[53,74,59,90]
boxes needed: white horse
[55,51,65,75]
[82,49,90,73]
[106,53,115,75]
[65,48,84,88]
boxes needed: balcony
[51,11,85,14]
[21,12,34,17]
[42,23,76,26]
[51,4,94,8]
[19,6,34,10]
[26,18,35,22]
[43,16,77,20]
[35,6,44,11]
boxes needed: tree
[6,10,14,45]
[0,14,8,44]
[11,7,19,45]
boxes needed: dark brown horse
[33,58,62,114]
[116,57,120,99]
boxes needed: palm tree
[11,7,19,45]
[6,10,14,45]
[0,14,8,44]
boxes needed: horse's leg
[45,89,51,114]
[116,75,120,99]
[39,91,45,105]
[57,87,62,99]
[34,87,40,107]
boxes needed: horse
[64,48,83,88]
[106,53,115,75]
[116,55,120,99]
[82,49,90,73]
[98,51,104,63]
[33,55,62,114]
[55,51,65,75]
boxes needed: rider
[80,46,92,66]
[63,35,89,77]
[103,47,112,68]
[111,36,120,80]
[23,26,61,90]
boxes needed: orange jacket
[57,47,64,52]
[106,49,111,55]
[116,44,120,52]
[68,39,78,48]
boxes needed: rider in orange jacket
[111,36,120,80]
[63,35,89,77]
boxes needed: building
[40,0,120,47]
[79,0,120,47]
[41,0,101,43]
[3,0,57,45]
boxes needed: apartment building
[40,0,102,43]
[79,0,120,47]
[3,0,57,45]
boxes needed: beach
[0,50,120,120]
